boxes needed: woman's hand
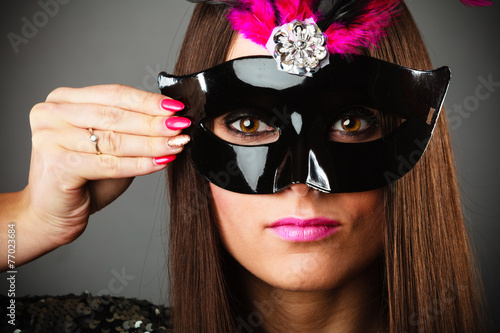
[1,84,189,270]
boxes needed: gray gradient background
[0,0,499,330]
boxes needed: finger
[59,127,190,157]
[43,102,191,137]
[45,84,184,116]
[61,149,175,180]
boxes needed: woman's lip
[269,217,341,228]
[267,217,341,242]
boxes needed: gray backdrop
[1,0,499,331]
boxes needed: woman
[0,1,492,332]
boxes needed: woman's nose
[287,183,313,196]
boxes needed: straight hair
[167,3,485,332]
[371,10,486,333]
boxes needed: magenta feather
[459,0,493,6]
[224,0,402,55]
[274,0,317,23]
[324,0,401,54]
[192,0,492,55]
[226,0,276,45]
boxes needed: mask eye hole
[208,109,280,146]
[328,106,403,143]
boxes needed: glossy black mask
[158,54,450,194]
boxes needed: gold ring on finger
[88,128,102,155]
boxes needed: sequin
[0,293,173,332]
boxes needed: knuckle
[97,154,119,175]
[29,103,57,131]
[32,130,59,154]
[140,91,158,107]
[128,87,151,108]
[46,87,70,102]
[135,158,151,174]
[143,115,160,134]
[102,130,122,154]
[31,131,45,151]
[107,84,152,110]
[97,105,123,127]
[108,84,129,102]
[146,138,158,155]
[29,103,44,130]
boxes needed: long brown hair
[372,12,486,333]
[167,3,485,332]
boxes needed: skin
[210,35,387,333]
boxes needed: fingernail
[154,155,177,165]
[165,117,191,130]
[161,99,184,112]
[167,134,191,148]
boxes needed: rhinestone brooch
[266,18,329,76]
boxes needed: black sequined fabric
[0,292,173,333]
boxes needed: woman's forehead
[226,33,269,61]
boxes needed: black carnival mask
[158,54,450,194]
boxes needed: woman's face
[210,35,385,292]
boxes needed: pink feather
[325,0,401,54]
[460,0,493,6]
[274,0,317,23]
[226,0,276,45]
[225,0,403,55]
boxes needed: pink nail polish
[161,99,184,112]
[165,117,191,130]
[154,155,177,165]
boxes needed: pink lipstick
[268,217,341,242]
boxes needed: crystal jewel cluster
[270,19,329,76]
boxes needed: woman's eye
[333,116,369,133]
[211,112,280,146]
[329,108,381,143]
[230,117,273,134]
